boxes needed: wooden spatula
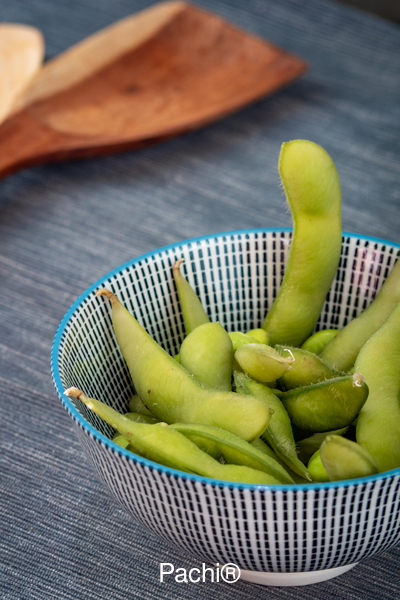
[0,23,44,125]
[0,1,307,180]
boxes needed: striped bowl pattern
[52,229,400,576]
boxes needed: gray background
[1,0,399,598]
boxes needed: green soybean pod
[275,345,343,390]
[251,438,309,483]
[128,394,154,416]
[296,427,349,463]
[173,258,210,334]
[96,289,270,442]
[234,343,294,383]
[124,412,160,424]
[320,435,379,481]
[228,331,260,352]
[66,388,282,485]
[277,373,369,432]
[246,329,270,345]
[355,300,400,472]
[179,322,233,391]
[321,258,400,372]
[262,140,342,347]
[301,329,338,354]
[170,423,294,484]
[234,371,311,480]
[308,450,330,482]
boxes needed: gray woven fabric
[0,0,399,598]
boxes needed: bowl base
[237,563,358,586]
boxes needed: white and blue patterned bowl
[51,229,400,587]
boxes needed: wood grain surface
[0,1,307,180]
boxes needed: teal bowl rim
[51,227,400,491]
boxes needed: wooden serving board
[0,1,308,180]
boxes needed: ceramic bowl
[51,228,400,587]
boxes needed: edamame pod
[277,373,369,432]
[308,450,330,482]
[112,434,131,449]
[355,300,400,472]
[262,140,342,346]
[96,289,270,441]
[321,257,400,371]
[320,435,378,481]
[275,345,342,390]
[170,422,294,484]
[124,412,160,424]
[296,427,349,463]
[234,372,311,480]
[228,331,260,352]
[246,329,270,345]
[65,388,282,485]
[234,343,294,383]
[301,329,338,354]
[173,259,210,334]
[251,437,308,483]
[179,322,233,391]
[128,394,154,416]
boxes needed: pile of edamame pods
[66,140,400,485]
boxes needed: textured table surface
[1,0,400,598]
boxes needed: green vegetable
[277,373,369,432]
[65,388,282,485]
[179,322,233,391]
[355,300,400,471]
[296,427,349,463]
[228,331,260,352]
[308,450,330,482]
[321,258,400,371]
[263,140,342,346]
[301,329,338,354]
[170,422,294,484]
[128,394,154,416]
[320,435,379,481]
[173,258,210,334]
[96,289,270,442]
[234,343,294,383]
[234,371,311,480]
[275,345,342,390]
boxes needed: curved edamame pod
[321,258,400,372]
[301,329,338,354]
[172,258,210,334]
[65,388,282,485]
[96,289,270,442]
[262,140,342,346]
[320,435,379,481]
[179,322,233,391]
[355,300,400,472]
[234,371,311,480]
[277,373,369,432]
[170,422,294,484]
[234,343,294,383]
[275,345,343,390]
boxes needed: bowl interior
[53,228,400,474]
